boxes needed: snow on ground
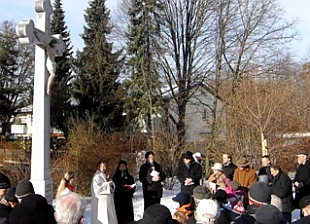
[83,183,179,224]
[81,182,300,223]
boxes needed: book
[150,170,160,177]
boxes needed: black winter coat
[139,161,166,198]
[294,160,310,192]
[292,215,310,224]
[9,194,56,224]
[113,170,135,224]
[223,162,237,181]
[177,161,202,196]
[270,170,294,212]
[0,203,11,224]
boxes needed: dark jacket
[270,170,294,212]
[0,202,11,224]
[139,161,166,198]
[9,194,56,224]
[223,162,237,181]
[294,160,310,207]
[113,170,135,224]
[234,205,257,224]
[258,165,273,183]
[177,161,202,196]
[292,215,310,224]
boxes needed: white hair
[55,192,86,224]
[195,199,220,224]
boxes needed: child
[172,192,192,220]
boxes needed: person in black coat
[9,179,56,224]
[293,151,310,210]
[258,155,273,184]
[222,153,237,181]
[177,151,202,196]
[0,187,19,224]
[292,195,310,224]
[113,160,136,224]
[270,164,294,222]
[139,151,166,210]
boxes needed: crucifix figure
[17,15,64,95]
[16,0,65,203]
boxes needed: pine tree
[50,0,73,137]
[74,0,124,131]
[125,0,163,133]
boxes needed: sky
[0,0,309,60]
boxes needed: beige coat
[91,170,118,224]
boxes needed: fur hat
[211,163,223,171]
[172,192,190,206]
[236,157,250,167]
[195,199,220,223]
[255,205,286,224]
[5,187,18,202]
[193,185,212,200]
[15,179,35,199]
[140,204,173,224]
[249,182,271,205]
[0,173,10,189]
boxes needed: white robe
[91,170,118,224]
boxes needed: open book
[123,184,136,189]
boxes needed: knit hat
[249,182,271,205]
[15,179,35,199]
[255,205,285,224]
[0,173,10,189]
[195,199,220,223]
[182,151,193,159]
[5,187,18,202]
[172,192,190,206]
[193,185,212,200]
[211,163,223,171]
[140,204,173,224]
[299,195,310,209]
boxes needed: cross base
[30,178,53,203]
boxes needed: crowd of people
[0,149,310,224]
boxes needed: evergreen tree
[50,0,73,137]
[74,0,124,131]
[125,0,163,133]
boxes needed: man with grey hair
[55,192,85,224]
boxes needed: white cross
[15,0,65,203]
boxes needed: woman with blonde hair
[56,171,74,199]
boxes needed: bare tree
[156,0,215,152]
[218,0,295,92]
